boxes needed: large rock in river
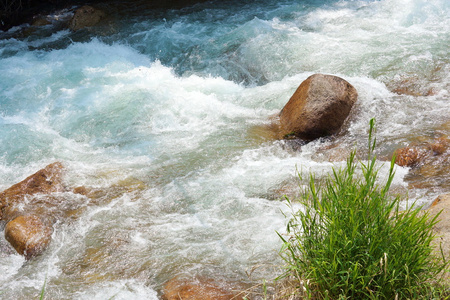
[0,162,64,259]
[279,74,358,140]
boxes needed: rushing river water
[0,0,449,298]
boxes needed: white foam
[0,252,24,282]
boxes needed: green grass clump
[278,119,449,299]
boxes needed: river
[0,0,449,298]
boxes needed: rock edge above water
[278,74,358,141]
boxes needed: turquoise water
[0,0,449,298]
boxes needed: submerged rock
[393,136,450,191]
[31,16,51,27]
[430,137,450,155]
[394,137,450,168]
[162,276,242,300]
[69,5,105,31]
[4,214,53,260]
[278,74,358,141]
[388,76,437,97]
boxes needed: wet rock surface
[161,276,244,300]
[278,74,358,141]
[0,162,65,258]
[0,162,65,222]
[393,136,450,191]
[395,137,450,168]
[394,146,425,167]
[4,214,53,259]
[0,162,146,259]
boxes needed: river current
[0,0,449,298]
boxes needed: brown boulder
[0,162,65,258]
[0,162,65,221]
[161,276,241,300]
[0,162,65,222]
[4,215,53,260]
[69,5,106,31]
[279,74,358,140]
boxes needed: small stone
[394,147,422,167]
[430,137,450,155]
[72,186,89,195]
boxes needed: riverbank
[0,0,207,31]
